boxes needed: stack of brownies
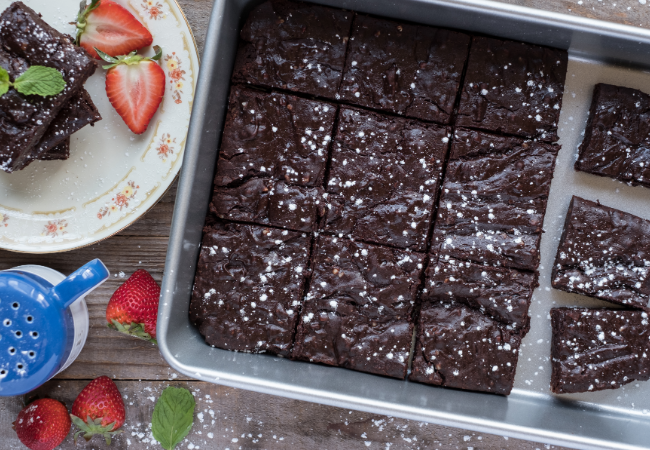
[189,0,568,395]
[0,2,101,173]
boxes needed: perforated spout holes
[1,296,39,380]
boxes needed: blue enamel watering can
[0,259,109,396]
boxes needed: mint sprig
[151,387,195,450]
[0,66,66,98]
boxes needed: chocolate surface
[322,107,449,251]
[232,0,353,99]
[211,179,322,233]
[432,129,559,271]
[293,236,424,379]
[456,37,567,142]
[551,307,650,394]
[40,139,70,161]
[410,303,521,395]
[0,2,96,172]
[423,258,537,334]
[338,15,470,124]
[189,221,310,357]
[552,196,650,310]
[576,83,650,188]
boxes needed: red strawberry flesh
[106,269,160,341]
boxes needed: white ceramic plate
[0,0,198,253]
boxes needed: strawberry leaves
[108,319,157,344]
[75,0,102,45]
[96,45,163,69]
[70,414,121,445]
[0,66,66,98]
[151,387,195,450]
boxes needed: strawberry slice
[76,0,153,60]
[98,46,165,135]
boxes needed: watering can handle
[50,259,110,309]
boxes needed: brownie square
[231,0,353,99]
[338,15,470,124]
[410,303,521,395]
[34,89,101,160]
[431,129,559,271]
[189,221,310,357]
[41,139,70,161]
[212,86,336,231]
[293,236,424,379]
[211,179,322,233]
[0,3,96,172]
[456,37,568,142]
[551,307,650,394]
[322,107,450,251]
[423,258,537,334]
[575,84,650,188]
[552,196,650,310]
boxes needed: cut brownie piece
[41,139,70,161]
[456,37,568,142]
[338,15,470,124]
[211,179,322,233]
[212,86,335,232]
[232,0,353,99]
[422,258,537,334]
[293,236,424,379]
[0,2,96,171]
[35,89,101,160]
[552,196,650,310]
[189,221,310,357]
[575,84,650,188]
[431,129,560,271]
[322,107,450,251]
[410,303,522,395]
[551,307,650,394]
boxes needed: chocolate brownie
[0,2,96,172]
[431,129,559,271]
[552,196,650,310]
[189,221,310,357]
[212,86,335,231]
[41,139,70,161]
[211,179,322,233]
[322,107,450,251]
[551,307,650,394]
[456,37,568,142]
[422,258,537,334]
[34,89,101,160]
[232,0,353,99]
[575,84,650,188]
[293,236,424,379]
[410,303,521,395]
[338,15,470,124]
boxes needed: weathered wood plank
[0,380,569,450]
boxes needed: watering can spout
[50,259,110,309]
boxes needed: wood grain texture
[1,0,649,448]
[0,380,570,450]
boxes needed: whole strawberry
[71,376,125,444]
[14,398,71,450]
[106,269,160,343]
[97,46,166,134]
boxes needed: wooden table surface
[2,0,649,448]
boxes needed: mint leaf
[151,387,195,450]
[13,66,66,97]
[0,67,9,97]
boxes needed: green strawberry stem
[71,414,122,445]
[76,0,101,44]
[108,319,157,344]
[96,45,163,70]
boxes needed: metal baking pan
[158,0,650,448]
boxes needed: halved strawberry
[98,46,165,135]
[76,0,153,60]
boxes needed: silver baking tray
[158,0,650,448]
